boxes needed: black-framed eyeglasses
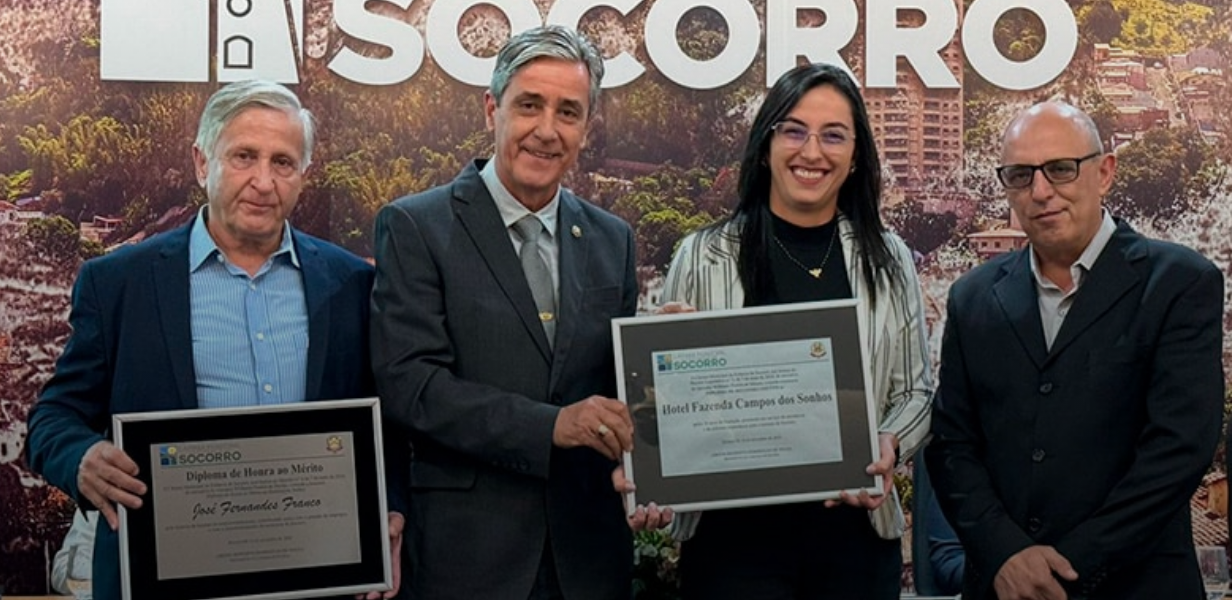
[995,152,1103,189]
[770,121,853,149]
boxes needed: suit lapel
[153,225,198,409]
[452,162,553,362]
[549,194,587,389]
[296,230,330,399]
[993,251,1049,370]
[1046,224,1142,361]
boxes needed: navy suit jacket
[929,219,1224,599]
[371,160,636,600]
[27,220,406,600]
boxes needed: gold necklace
[773,225,838,279]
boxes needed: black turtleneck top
[761,213,853,306]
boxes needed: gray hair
[194,79,316,170]
[489,25,605,119]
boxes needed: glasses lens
[820,130,850,146]
[999,166,1034,189]
[775,123,809,147]
[1042,159,1080,183]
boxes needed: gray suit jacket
[371,160,636,600]
[929,219,1223,599]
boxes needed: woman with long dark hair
[660,63,933,599]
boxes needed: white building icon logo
[100,0,304,83]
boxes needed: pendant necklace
[773,224,838,279]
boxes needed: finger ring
[597,424,611,437]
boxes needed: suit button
[1038,382,1054,394]
[1027,517,1042,532]
[1032,448,1046,463]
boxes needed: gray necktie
[512,216,556,348]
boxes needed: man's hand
[826,433,897,510]
[358,512,404,599]
[993,545,1079,600]
[611,465,673,531]
[78,440,146,531]
[553,396,633,460]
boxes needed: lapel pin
[571,225,582,238]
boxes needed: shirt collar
[480,158,560,236]
[1029,209,1116,291]
[189,205,300,272]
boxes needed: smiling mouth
[791,166,829,181]
[524,148,560,160]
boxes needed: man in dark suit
[928,101,1224,600]
[27,80,406,600]
[371,25,637,600]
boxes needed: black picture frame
[612,300,880,513]
[112,398,390,600]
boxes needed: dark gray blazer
[928,219,1224,599]
[371,160,636,600]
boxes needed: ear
[192,145,209,187]
[483,91,497,132]
[1097,152,1117,196]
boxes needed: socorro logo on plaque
[157,442,243,468]
[657,350,728,373]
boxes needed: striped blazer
[660,214,933,540]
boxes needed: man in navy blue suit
[27,80,405,600]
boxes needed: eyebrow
[782,116,852,131]
[509,91,545,105]
[559,98,585,114]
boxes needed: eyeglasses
[771,121,853,149]
[996,152,1103,189]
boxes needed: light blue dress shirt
[188,208,309,408]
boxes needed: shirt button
[1039,382,1054,394]
[249,282,257,290]
[256,332,265,341]
[1032,448,1046,463]
[263,384,273,393]
[1027,517,1042,532]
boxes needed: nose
[798,133,825,159]
[250,160,276,193]
[1029,168,1055,200]
[533,111,558,140]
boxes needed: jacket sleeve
[875,235,933,465]
[928,279,1037,587]
[1053,259,1224,592]
[27,261,111,506]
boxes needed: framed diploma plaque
[112,398,392,600]
[613,300,881,513]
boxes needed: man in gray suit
[929,102,1223,600]
[370,25,637,600]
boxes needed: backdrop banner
[1,0,1229,594]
